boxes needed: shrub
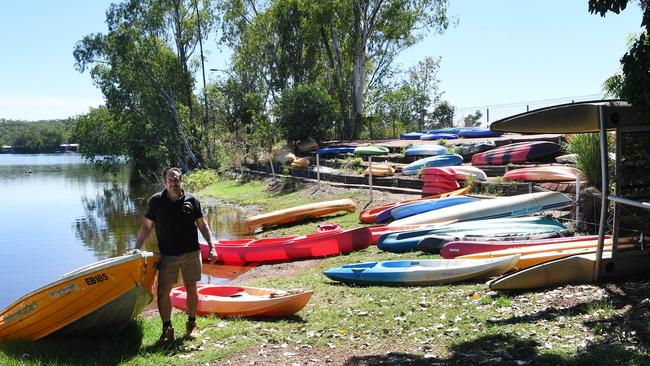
[565,133,614,188]
[184,169,220,192]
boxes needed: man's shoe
[156,326,175,345]
[185,320,198,340]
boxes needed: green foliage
[462,110,483,127]
[273,83,335,144]
[184,169,220,192]
[565,133,614,188]
[0,119,74,153]
[429,100,456,128]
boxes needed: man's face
[165,170,182,194]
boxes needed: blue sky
[0,1,642,122]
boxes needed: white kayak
[388,192,572,227]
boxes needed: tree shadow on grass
[0,321,144,366]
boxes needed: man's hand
[208,247,218,264]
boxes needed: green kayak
[354,146,389,156]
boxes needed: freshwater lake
[0,154,248,309]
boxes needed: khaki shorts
[158,250,202,289]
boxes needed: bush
[184,169,220,192]
[272,83,335,145]
[565,133,614,188]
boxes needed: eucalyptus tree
[408,57,442,131]
[74,0,216,180]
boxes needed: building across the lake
[60,143,79,152]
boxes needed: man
[134,167,218,343]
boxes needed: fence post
[368,156,373,203]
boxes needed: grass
[2,178,650,365]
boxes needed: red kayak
[471,141,561,165]
[440,235,607,259]
[199,227,371,264]
[503,166,581,182]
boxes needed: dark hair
[164,167,183,179]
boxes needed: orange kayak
[358,185,471,224]
[170,285,313,317]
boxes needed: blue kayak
[400,132,426,140]
[317,147,355,155]
[402,154,464,175]
[405,145,448,157]
[458,128,503,138]
[376,217,568,253]
[420,133,459,140]
[376,196,479,224]
[427,128,462,135]
[322,255,520,285]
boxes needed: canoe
[400,132,427,140]
[471,141,561,165]
[317,146,355,155]
[290,157,310,169]
[322,255,520,286]
[417,230,573,254]
[364,164,395,176]
[403,154,464,175]
[354,146,389,155]
[458,128,503,138]
[420,133,459,140]
[376,196,480,224]
[358,186,471,224]
[388,191,571,227]
[440,235,604,258]
[0,251,159,340]
[503,166,581,182]
[171,285,312,317]
[379,216,569,254]
[199,227,372,264]
[242,199,357,234]
[405,145,448,157]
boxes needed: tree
[590,0,650,111]
[462,110,483,127]
[429,100,455,129]
[408,57,442,131]
[272,83,336,145]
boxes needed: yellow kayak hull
[0,251,159,340]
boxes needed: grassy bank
[2,178,649,365]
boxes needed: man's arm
[196,217,218,263]
[135,218,155,250]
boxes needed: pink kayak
[440,235,609,259]
[503,166,581,182]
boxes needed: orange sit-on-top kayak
[170,285,313,317]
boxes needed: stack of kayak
[400,127,503,141]
[471,141,561,165]
[419,166,486,195]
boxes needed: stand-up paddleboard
[420,133,459,141]
[376,196,479,224]
[440,235,605,258]
[354,146,389,155]
[379,216,568,253]
[358,186,471,224]
[405,145,448,157]
[503,166,581,182]
[323,255,519,286]
[458,128,503,138]
[388,191,572,227]
[471,141,561,165]
[403,154,464,175]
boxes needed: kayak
[354,146,389,155]
[364,164,395,176]
[199,227,372,264]
[171,285,312,317]
[358,186,471,224]
[416,230,574,254]
[242,199,357,234]
[432,166,487,181]
[457,128,503,138]
[403,154,464,175]
[420,133,459,140]
[388,191,571,227]
[454,141,497,159]
[290,157,310,169]
[400,132,427,140]
[322,255,519,286]
[503,166,581,182]
[375,196,479,224]
[471,141,561,165]
[440,235,604,258]
[316,147,355,155]
[405,145,448,157]
[379,216,569,254]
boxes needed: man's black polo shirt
[144,189,203,256]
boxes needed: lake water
[0,154,249,309]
